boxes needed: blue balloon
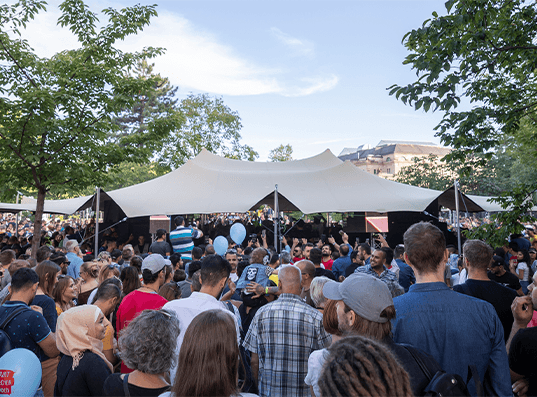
[214,236,228,256]
[0,348,41,397]
[230,223,246,245]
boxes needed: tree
[158,93,258,168]
[78,162,169,193]
[112,59,183,156]
[395,152,514,196]
[388,0,537,241]
[0,0,172,256]
[269,144,293,162]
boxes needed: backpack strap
[467,365,483,397]
[0,306,29,330]
[400,343,433,381]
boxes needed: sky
[7,0,451,160]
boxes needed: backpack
[0,306,30,358]
[402,344,483,397]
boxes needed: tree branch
[44,114,105,163]
[19,108,34,152]
[0,35,38,88]
[0,131,36,170]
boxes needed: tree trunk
[30,187,46,260]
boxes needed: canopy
[0,149,507,216]
[98,149,442,216]
[0,195,92,214]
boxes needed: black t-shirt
[509,327,537,396]
[148,241,171,257]
[453,279,517,341]
[103,373,170,397]
[314,267,336,280]
[488,271,522,291]
[55,351,111,396]
[31,294,57,332]
[345,263,360,277]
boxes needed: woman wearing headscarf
[54,305,113,396]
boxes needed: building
[338,140,451,180]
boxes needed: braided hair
[318,335,413,397]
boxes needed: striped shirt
[169,226,201,260]
[243,293,331,397]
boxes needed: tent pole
[94,187,100,255]
[274,185,279,252]
[15,192,20,237]
[454,180,461,255]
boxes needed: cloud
[283,75,340,97]
[269,27,314,57]
[8,1,337,97]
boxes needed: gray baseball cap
[323,273,393,323]
[141,254,167,274]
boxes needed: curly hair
[319,335,413,397]
[119,309,180,374]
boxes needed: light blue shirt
[392,282,511,396]
[66,252,83,279]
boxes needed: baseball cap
[323,273,393,323]
[142,254,167,274]
[110,249,122,260]
[490,255,504,268]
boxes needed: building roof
[338,142,450,161]
[376,140,438,147]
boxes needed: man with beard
[355,249,404,297]
[321,244,334,270]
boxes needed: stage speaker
[149,216,171,234]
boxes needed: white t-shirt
[162,292,240,381]
[517,262,530,282]
[453,268,468,286]
[305,348,329,397]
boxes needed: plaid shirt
[355,264,405,297]
[243,293,331,397]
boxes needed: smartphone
[261,230,266,238]
[339,230,344,235]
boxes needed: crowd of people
[0,212,537,397]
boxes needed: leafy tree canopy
[269,144,293,162]
[389,0,537,241]
[158,93,258,169]
[0,0,172,255]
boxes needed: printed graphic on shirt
[246,267,259,281]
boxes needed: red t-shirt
[116,290,167,373]
[293,257,305,264]
[322,258,334,270]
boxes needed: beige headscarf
[56,305,113,373]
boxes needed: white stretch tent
[0,195,92,214]
[102,149,444,217]
[0,149,508,216]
